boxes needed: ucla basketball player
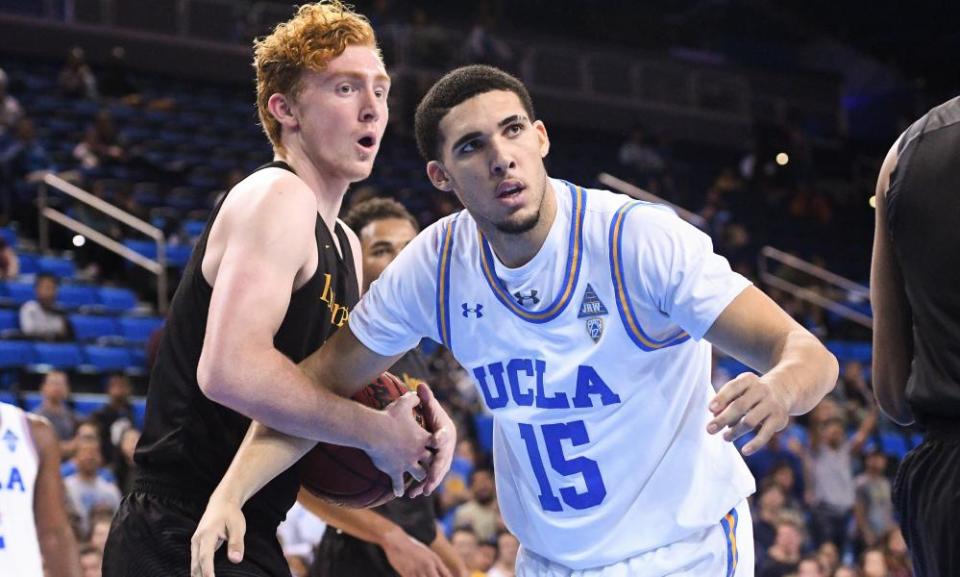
[0,401,80,576]
[191,66,838,577]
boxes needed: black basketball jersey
[312,348,438,577]
[887,95,960,424]
[134,161,359,529]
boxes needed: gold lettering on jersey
[401,373,426,392]
[320,274,351,328]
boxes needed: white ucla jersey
[350,178,756,569]
[0,402,43,576]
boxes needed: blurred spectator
[753,483,788,557]
[798,555,828,577]
[74,111,125,169]
[744,428,807,503]
[853,450,895,551]
[760,517,804,577]
[61,421,116,483]
[860,548,889,577]
[98,46,139,102]
[58,46,98,100]
[79,544,103,577]
[818,541,841,576]
[837,360,873,414]
[833,566,860,577]
[1,117,53,178]
[486,531,518,577]
[474,540,497,574]
[0,67,23,136]
[882,528,911,577]
[32,370,77,446]
[20,273,74,341]
[453,468,501,543]
[64,441,122,536]
[618,125,666,179]
[88,509,114,553]
[807,407,877,550]
[0,236,19,279]
[450,528,484,577]
[91,373,136,466]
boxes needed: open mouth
[496,180,525,198]
[358,135,376,148]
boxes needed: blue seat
[183,219,205,238]
[69,315,121,341]
[0,341,34,367]
[32,343,84,369]
[97,287,138,312]
[17,254,38,274]
[0,227,18,248]
[73,395,106,418]
[128,347,147,370]
[58,285,99,309]
[880,432,910,459]
[4,282,35,305]
[0,309,18,332]
[166,244,193,268]
[83,346,133,372]
[122,239,158,260]
[118,317,163,344]
[37,256,76,279]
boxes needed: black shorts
[103,491,290,577]
[893,420,960,577]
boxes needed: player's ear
[534,120,550,158]
[426,161,453,192]
[268,93,299,131]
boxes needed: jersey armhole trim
[436,219,456,349]
[608,201,690,351]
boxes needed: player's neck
[482,181,557,269]
[274,150,345,236]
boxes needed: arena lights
[776,152,789,166]
[868,195,877,208]
[72,234,86,247]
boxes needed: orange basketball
[298,372,425,508]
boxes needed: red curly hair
[253,1,379,153]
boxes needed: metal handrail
[39,172,169,313]
[758,245,872,329]
[597,172,708,229]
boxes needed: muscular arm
[196,174,388,446]
[705,286,840,454]
[870,141,915,425]
[30,416,81,577]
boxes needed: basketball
[298,372,426,508]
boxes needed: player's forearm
[210,421,317,507]
[39,526,81,577]
[431,530,469,577]
[296,487,400,546]
[763,329,839,416]
[199,347,383,444]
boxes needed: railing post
[39,179,49,252]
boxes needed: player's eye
[337,84,355,94]
[458,140,481,155]
[506,122,524,136]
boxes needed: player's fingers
[434,553,454,577]
[742,416,780,456]
[708,372,754,414]
[707,383,764,433]
[408,461,428,483]
[722,406,767,442]
[190,532,215,577]
[226,514,246,564]
[391,471,406,498]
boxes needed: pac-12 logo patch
[586,318,604,343]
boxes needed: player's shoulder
[226,165,316,214]
[578,182,682,230]
[422,209,473,253]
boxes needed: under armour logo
[513,290,540,306]
[462,303,484,318]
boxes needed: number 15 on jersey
[518,420,607,512]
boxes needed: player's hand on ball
[190,494,247,577]
[368,392,434,497]
[706,372,790,456]
[382,526,453,577]
[411,382,456,498]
